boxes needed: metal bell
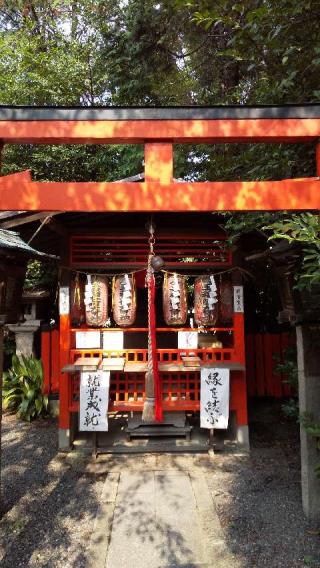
[151,255,165,271]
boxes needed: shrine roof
[1,104,320,121]
[0,228,54,258]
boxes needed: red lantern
[163,272,188,326]
[219,280,233,325]
[112,274,137,327]
[194,275,218,326]
[85,275,108,327]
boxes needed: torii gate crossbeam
[0,105,320,211]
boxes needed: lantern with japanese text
[194,275,218,326]
[112,273,137,327]
[219,280,233,325]
[163,272,188,326]
[84,275,108,327]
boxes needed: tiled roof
[0,228,52,257]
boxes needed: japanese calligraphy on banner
[233,286,244,313]
[79,371,110,431]
[200,368,230,429]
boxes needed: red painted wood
[264,333,274,397]
[1,174,320,212]
[1,118,320,143]
[230,372,248,425]
[316,143,320,176]
[245,333,256,397]
[41,331,50,395]
[59,314,71,429]
[271,334,282,398]
[145,142,173,183]
[234,313,245,364]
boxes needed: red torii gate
[1,104,320,519]
[0,105,320,211]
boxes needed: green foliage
[0,0,319,284]
[3,355,49,422]
[265,213,320,288]
[299,413,320,479]
[274,345,299,418]
[24,260,57,291]
[3,331,16,356]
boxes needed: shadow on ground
[1,401,320,567]
[206,399,320,568]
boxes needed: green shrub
[3,355,49,421]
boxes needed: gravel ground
[0,401,320,568]
[205,405,320,568]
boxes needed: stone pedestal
[8,320,41,357]
[297,325,320,521]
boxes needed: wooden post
[0,315,5,504]
[316,141,320,177]
[0,143,4,502]
[144,142,173,184]
[58,241,72,450]
[297,325,320,520]
[142,143,172,423]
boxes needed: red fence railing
[246,332,294,398]
[42,329,295,399]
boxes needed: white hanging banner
[59,286,70,315]
[233,286,244,313]
[76,331,101,349]
[79,370,110,431]
[200,367,230,429]
[178,331,198,349]
[103,331,124,351]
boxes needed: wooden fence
[41,329,294,399]
[246,332,293,398]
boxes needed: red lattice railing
[70,233,232,268]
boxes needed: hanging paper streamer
[200,367,230,429]
[84,275,108,327]
[163,272,188,326]
[71,274,85,326]
[112,273,136,327]
[79,370,110,431]
[194,275,218,326]
[219,280,233,325]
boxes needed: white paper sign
[178,331,198,349]
[200,367,230,429]
[79,370,110,431]
[103,331,124,351]
[233,286,244,313]
[59,287,70,315]
[76,331,101,349]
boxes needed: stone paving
[85,455,243,568]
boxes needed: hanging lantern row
[112,274,137,327]
[194,275,218,326]
[70,272,234,327]
[163,272,188,326]
[84,275,109,327]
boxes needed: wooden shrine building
[0,104,320,453]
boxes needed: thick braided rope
[147,256,153,377]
